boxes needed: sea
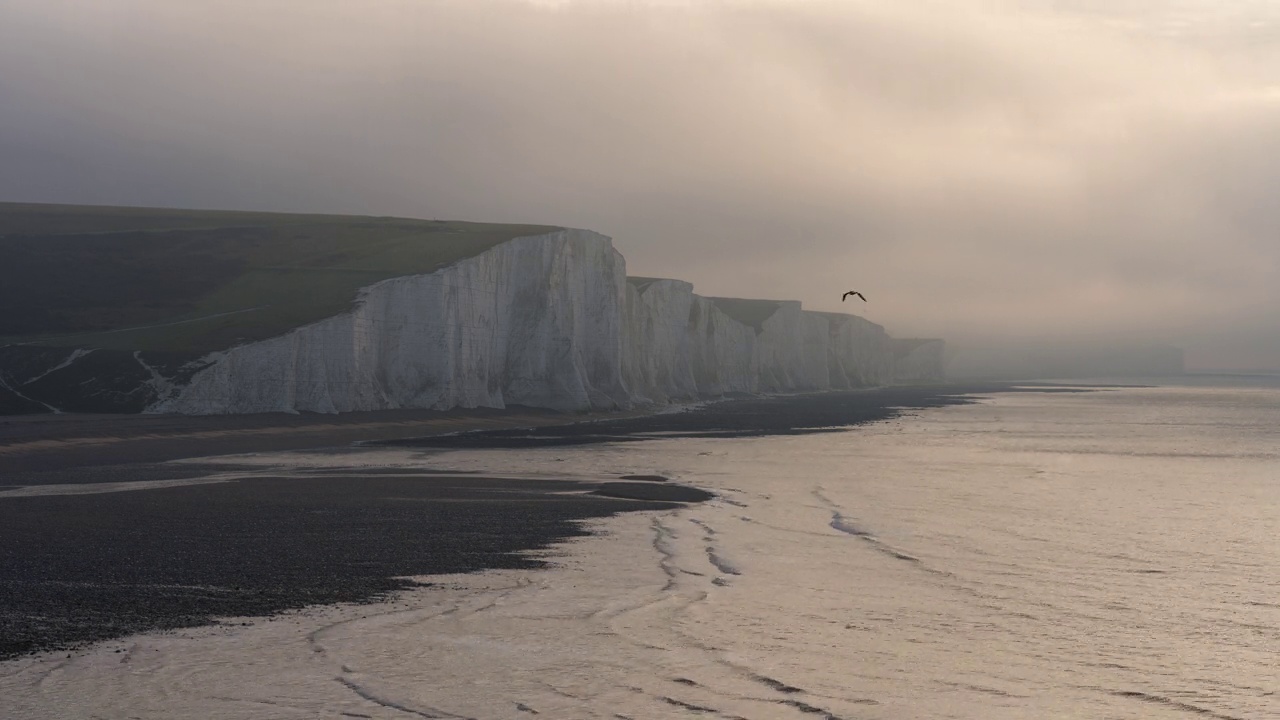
[4,378,1278,719]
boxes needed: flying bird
[842,290,866,302]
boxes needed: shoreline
[0,384,1017,661]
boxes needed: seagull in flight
[842,290,866,302]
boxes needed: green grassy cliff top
[0,203,556,354]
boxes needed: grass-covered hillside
[0,203,555,355]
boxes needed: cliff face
[143,235,946,413]
[153,230,632,414]
[824,313,895,388]
[2,228,945,415]
[617,285,915,406]
[752,301,807,392]
[622,278,700,404]
[892,339,948,383]
[685,296,759,396]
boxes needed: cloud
[2,0,1278,368]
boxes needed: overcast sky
[2,0,1278,369]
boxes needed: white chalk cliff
[891,339,948,383]
[150,230,943,415]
